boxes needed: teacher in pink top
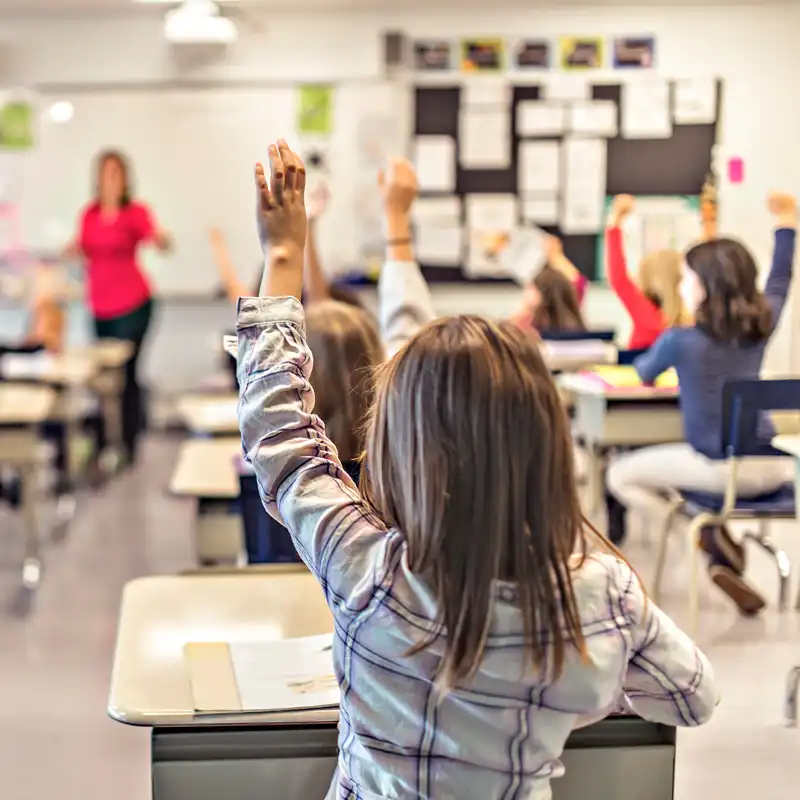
[68,150,172,465]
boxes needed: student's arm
[617,560,717,726]
[633,329,680,384]
[303,183,332,305]
[379,159,436,357]
[764,193,797,324]
[209,228,251,304]
[241,140,393,606]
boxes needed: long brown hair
[305,300,382,464]
[532,265,586,332]
[687,238,772,344]
[638,250,688,327]
[361,315,595,688]
[94,149,133,207]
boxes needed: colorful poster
[514,39,550,69]
[0,98,34,150]
[613,36,655,69]
[297,85,334,136]
[461,38,506,72]
[559,36,604,70]
[414,39,453,71]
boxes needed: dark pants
[93,299,154,462]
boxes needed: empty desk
[109,574,676,800]
[176,394,239,437]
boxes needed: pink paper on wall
[727,156,744,184]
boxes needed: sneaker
[699,525,746,573]
[709,564,766,616]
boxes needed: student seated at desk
[511,235,587,337]
[236,140,716,799]
[606,195,690,349]
[607,193,797,614]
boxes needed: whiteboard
[20,83,408,296]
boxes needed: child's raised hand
[378,158,418,217]
[307,181,331,222]
[767,192,797,228]
[610,195,635,227]
[255,139,308,258]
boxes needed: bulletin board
[412,79,722,283]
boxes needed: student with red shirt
[65,150,171,465]
[605,195,688,349]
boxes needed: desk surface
[772,435,800,458]
[169,437,242,498]
[72,339,134,369]
[109,573,332,727]
[0,351,98,387]
[540,342,618,373]
[558,372,680,401]
[177,394,240,435]
[0,383,57,425]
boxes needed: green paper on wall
[0,100,34,150]
[297,85,333,136]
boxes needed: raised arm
[242,139,393,609]
[764,192,797,324]
[606,196,663,329]
[303,182,333,305]
[209,228,251,304]
[617,560,717,726]
[379,159,436,357]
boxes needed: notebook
[583,365,678,391]
[184,633,339,715]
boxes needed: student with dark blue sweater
[607,192,797,615]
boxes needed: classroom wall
[2,3,799,389]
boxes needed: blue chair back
[722,378,800,458]
[539,328,615,343]
[616,347,649,365]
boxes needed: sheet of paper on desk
[519,141,560,194]
[561,138,607,234]
[0,352,54,379]
[568,100,618,137]
[673,77,716,124]
[231,634,339,713]
[516,101,565,137]
[622,78,671,139]
[459,108,511,169]
[414,136,456,193]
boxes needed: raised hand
[767,192,797,229]
[609,194,635,227]
[379,158,418,217]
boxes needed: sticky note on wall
[727,157,744,184]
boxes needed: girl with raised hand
[237,139,716,799]
[606,193,797,614]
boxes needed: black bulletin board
[413,80,722,283]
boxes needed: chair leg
[785,665,800,728]
[652,500,683,603]
[741,519,792,612]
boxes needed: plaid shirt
[237,295,717,800]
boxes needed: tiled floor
[1,435,800,799]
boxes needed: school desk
[176,394,239,437]
[560,369,683,514]
[771,435,800,521]
[169,437,243,565]
[540,340,618,373]
[0,383,57,593]
[108,573,676,800]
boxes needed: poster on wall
[414,39,454,71]
[514,39,551,69]
[460,38,506,72]
[296,85,334,136]
[0,94,34,150]
[613,36,655,69]
[559,36,604,70]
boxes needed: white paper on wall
[521,196,559,226]
[621,78,672,139]
[544,74,590,101]
[561,137,607,234]
[462,78,511,108]
[568,100,618,137]
[413,136,456,192]
[412,196,463,265]
[518,140,561,194]
[459,109,511,169]
[673,78,717,124]
[465,194,517,277]
[516,102,566,137]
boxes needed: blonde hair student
[236,140,716,799]
[606,193,797,615]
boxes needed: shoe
[699,525,746,573]
[709,564,766,616]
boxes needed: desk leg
[100,368,125,474]
[19,464,41,592]
[586,443,605,518]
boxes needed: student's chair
[652,378,800,627]
[539,328,615,342]
[239,474,303,564]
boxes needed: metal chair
[652,378,800,629]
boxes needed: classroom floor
[1,434,799,799]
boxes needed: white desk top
[177,394,240,436]
[772,435,800,458]
[72,339,134,369]
[0,351,97,387]
[540,342,617,373]
[558,372,680,401]
[0,383,56,425]
[108,573,332,727]
[169,436,242,498]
